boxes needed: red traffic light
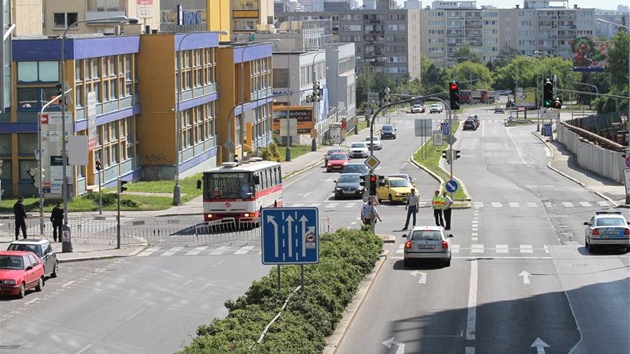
[449,83,459,90]
[369,175,377,182]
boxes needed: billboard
[272,106,314,134]
[570,37,608,72]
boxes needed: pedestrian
[432,190,445,227]
[13,196,27,240]
[50,201,64,242]
[360,198,382,226]
[402,188,420,231]
[442,190,453,230]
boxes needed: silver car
[349,142,369,158]
[364,136,383,150]
[402,226,453,267]
[8,239,58,278]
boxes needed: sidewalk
[4,121,625,263]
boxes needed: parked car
[583,209,630,253]
[348,142,369,158]
[333,173,365,200]
[8,239,58,278]
[324,148,348,167]
[429,104,443,114]
[341,162,369,176]
[494,106,505,113]
[326,152,350,172]
[380,124,397,139]
[411,104,425,113]
[364,136,383,150]
[402,226,453,267]
[376,177,413,204]
[0,250,45,298]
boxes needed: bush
[259,141,282,162]
[179,228,383,354]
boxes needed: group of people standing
[359,187,453,231]
[12,197,64,242]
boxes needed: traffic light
[95,160,102,172]
[118,178,128,194]
[442,150,452,164]
[369,174,378,196]
[312,81,321,102]
[454,150,461,160]
[543,79,553,108]
[552,98,562,109]
[27,168,37,185]
[383,87,391,105]
[449,82,460,110]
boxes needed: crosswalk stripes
[286,200,611,209]
[161,246,183,256]
[185,246,208,256]
[395,244,551,255]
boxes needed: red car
[326,152,351,172]
[0,250,45,298]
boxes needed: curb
[323,249,390,354]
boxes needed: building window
[0,133,10,155]
[53,13,79,30]
[17,61,59,83]
[18,133,38,155]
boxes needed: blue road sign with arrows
[445,179,459,193]
[261,207,319,265]
[440,122,450,136]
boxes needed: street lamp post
[60,16,137,252]
[311,50,326,151]
[173,31,226,205]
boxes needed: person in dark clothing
[13,196,27,240]
[51,201,64,242]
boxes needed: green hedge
[179,228,383,354]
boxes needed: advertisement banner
[272,106,314,134]
[570,37,608,72]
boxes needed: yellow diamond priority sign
[364,155,380,170]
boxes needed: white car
[364,136,383,150]
[583,210,630,253]
[402,226,453,267]
[348,142,369,158]
[411,104,425,113]
[429,104,443,114]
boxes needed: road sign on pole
[445,179,459,193]
[261,207,319,265]
[440,122,450,136]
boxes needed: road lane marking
[466,259,478,340]
[185,246,208,256]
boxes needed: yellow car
[376,177,413,204]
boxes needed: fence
[2,215,332,248]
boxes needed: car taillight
[442,240,448,250]
[625,228,630,236]
[405,241,412,249]
[592,229,599,236]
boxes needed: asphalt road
[335,107,629,354]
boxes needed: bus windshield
[204,172,254,199]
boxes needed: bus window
[206,172,253,199]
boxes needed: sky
[390,0,627,11]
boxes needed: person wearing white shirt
[402,188,420,231]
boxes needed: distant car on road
[0,250,45,298]
[494,106,505,113]
[429,104,443,114]
[380,124,397,139]
[583,210,630,253]
[348,142,369,158]
[364,136,383,150]
[324,148,348,167]
[333,173,365,200]
[411,104,425,113]
[463,119,477,131]
[341,162,369,176]
[402,226,453,267]
[326,152,350,172]
[7,239,58,279]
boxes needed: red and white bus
[197,158,283,228]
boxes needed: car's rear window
[330,154,347,160]
[596,218,626,226]
[8,244,41,256]
[411,230,442,241]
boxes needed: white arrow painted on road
[300,215,309,257]
[519,270,532,285]
[531,337,549,354]
[382,337,405,354]
[267,215,279,257]
[286,214,295,258]
[410,270,427,284]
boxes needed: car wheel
[51,262,58,278]
[444,259,451,267]
[587,239,596,253]
[403,258,410,267]
[18,283,25,298]
[334,193,340,200]
[35,277,44,292]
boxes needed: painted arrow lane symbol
[531,337,549,354]
[382,337,405,354]
[286,214,295,258]
[410,270,427,284]
[267,215,279,257]
[519,270,532,285]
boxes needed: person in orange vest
[432,190,445,227]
